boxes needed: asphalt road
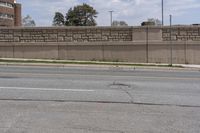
[0,65,200,133]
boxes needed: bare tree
[112,20,128,26]
[22,15,36,27]
[147,18,162,26]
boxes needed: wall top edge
[1,25,200,30]
[0,26,134,30]
[0,25,200,30]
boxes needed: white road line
[0,87,95,92]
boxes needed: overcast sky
[17,0,200,26]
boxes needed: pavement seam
[0,99,200,108]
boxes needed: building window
[0,13,14,19]
[0,1,14,8]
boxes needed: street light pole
[109,11,114,26]
[162,0,164,26]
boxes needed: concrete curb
[180,64,200,69]
[0,58,199,71]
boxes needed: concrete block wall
[0,26,200,64]
[1,26,200,42]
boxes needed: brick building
[0,0,21,27]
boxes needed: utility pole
[109,11,114,26]
[162,0,164,26]
[170,14,172,66]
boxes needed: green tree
[141,18,162,26]
[65,3,98,26]
[53,12,65,26]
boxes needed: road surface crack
[109,81,134,103]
